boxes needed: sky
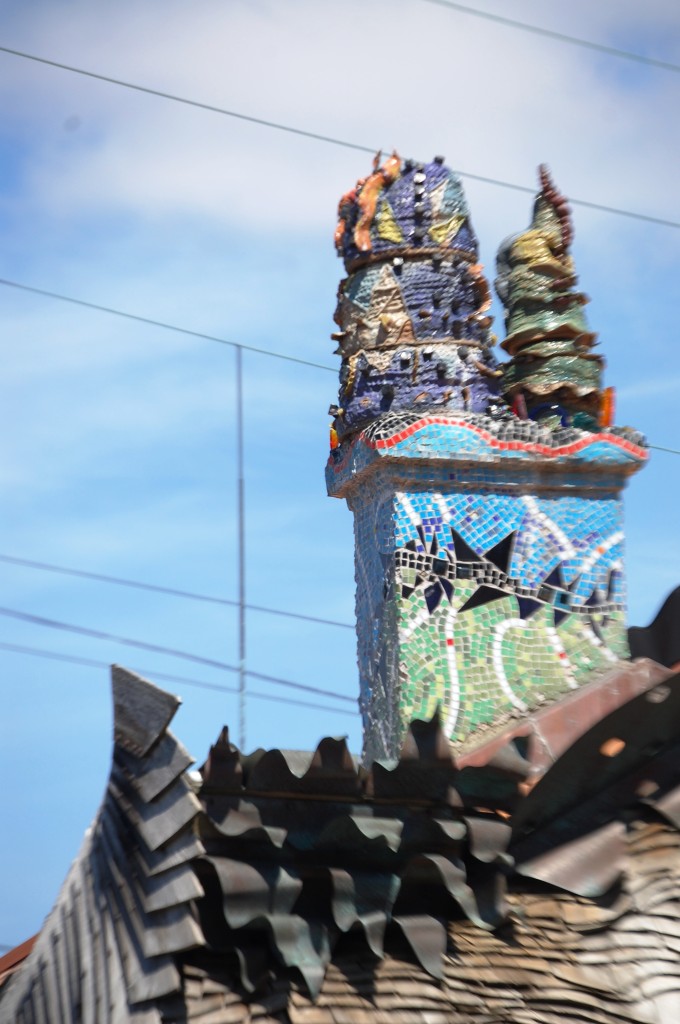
[0,0,679,949]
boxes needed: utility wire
[648,443,680,456]
[0,278,335,374]
[0,606,354,704]
[2,276,679,461]
[0,641,357,718]
[0,553,353,629]
[2,277,677,459]
[443,172,680,230]
[418,0,680,75]
[2,276,678,460]
[1,46,678,230]
[0,45,376,155]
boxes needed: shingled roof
[3,658,680,1023]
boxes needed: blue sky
[0,0,679,948]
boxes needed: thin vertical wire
[236,345,246,749]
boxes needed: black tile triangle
[458,585,507,613]
[517,596,542,619]
[553,608,570,627]
[607,569,618,600]
[450,528,483,564]
[484,532,515,574]
[440,578,454,603]
[544,564,565,589]
[589,616,605,641]
[425,582,444,614]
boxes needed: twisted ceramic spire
[495,165,603,428]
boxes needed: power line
[0,641,358,718]
[1,278,677,461]
[0,278,335,374]
[0,605,354,704]
[0,45,376,155]
[1,47,679,230]
[648,443,680,456]
[1,277,677,460]
[0,553,353,629]
[417,0,680,75]
[444,172,680,230]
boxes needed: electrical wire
[443,171,680,230]
[1,46,678,229]
[0,606,355,704]
[648,443,680,456]
[0,278,334,374]
[417,0,680,74]
[0,45,376,154]
[2,277,678,459]
[0,553,353,630]
[0,641,358,718]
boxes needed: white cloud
[0,0,677,235]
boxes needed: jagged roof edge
[5,659,680,1014]
[193,661,680,999]
[0,666,206,1023]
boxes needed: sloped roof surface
[0,666,205,1023]
[0,935,38,990]
[181,823,680,1024]
[3,659,680,1023]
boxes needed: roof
[629,585,680,670]
[3,657,680,1023]
[0,936,38,990]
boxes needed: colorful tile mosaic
[326,156,647,763]
[330,154,501,440]
[329,414,644,761]
[496,166,603,426]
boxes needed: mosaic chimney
[326,156,647,765]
